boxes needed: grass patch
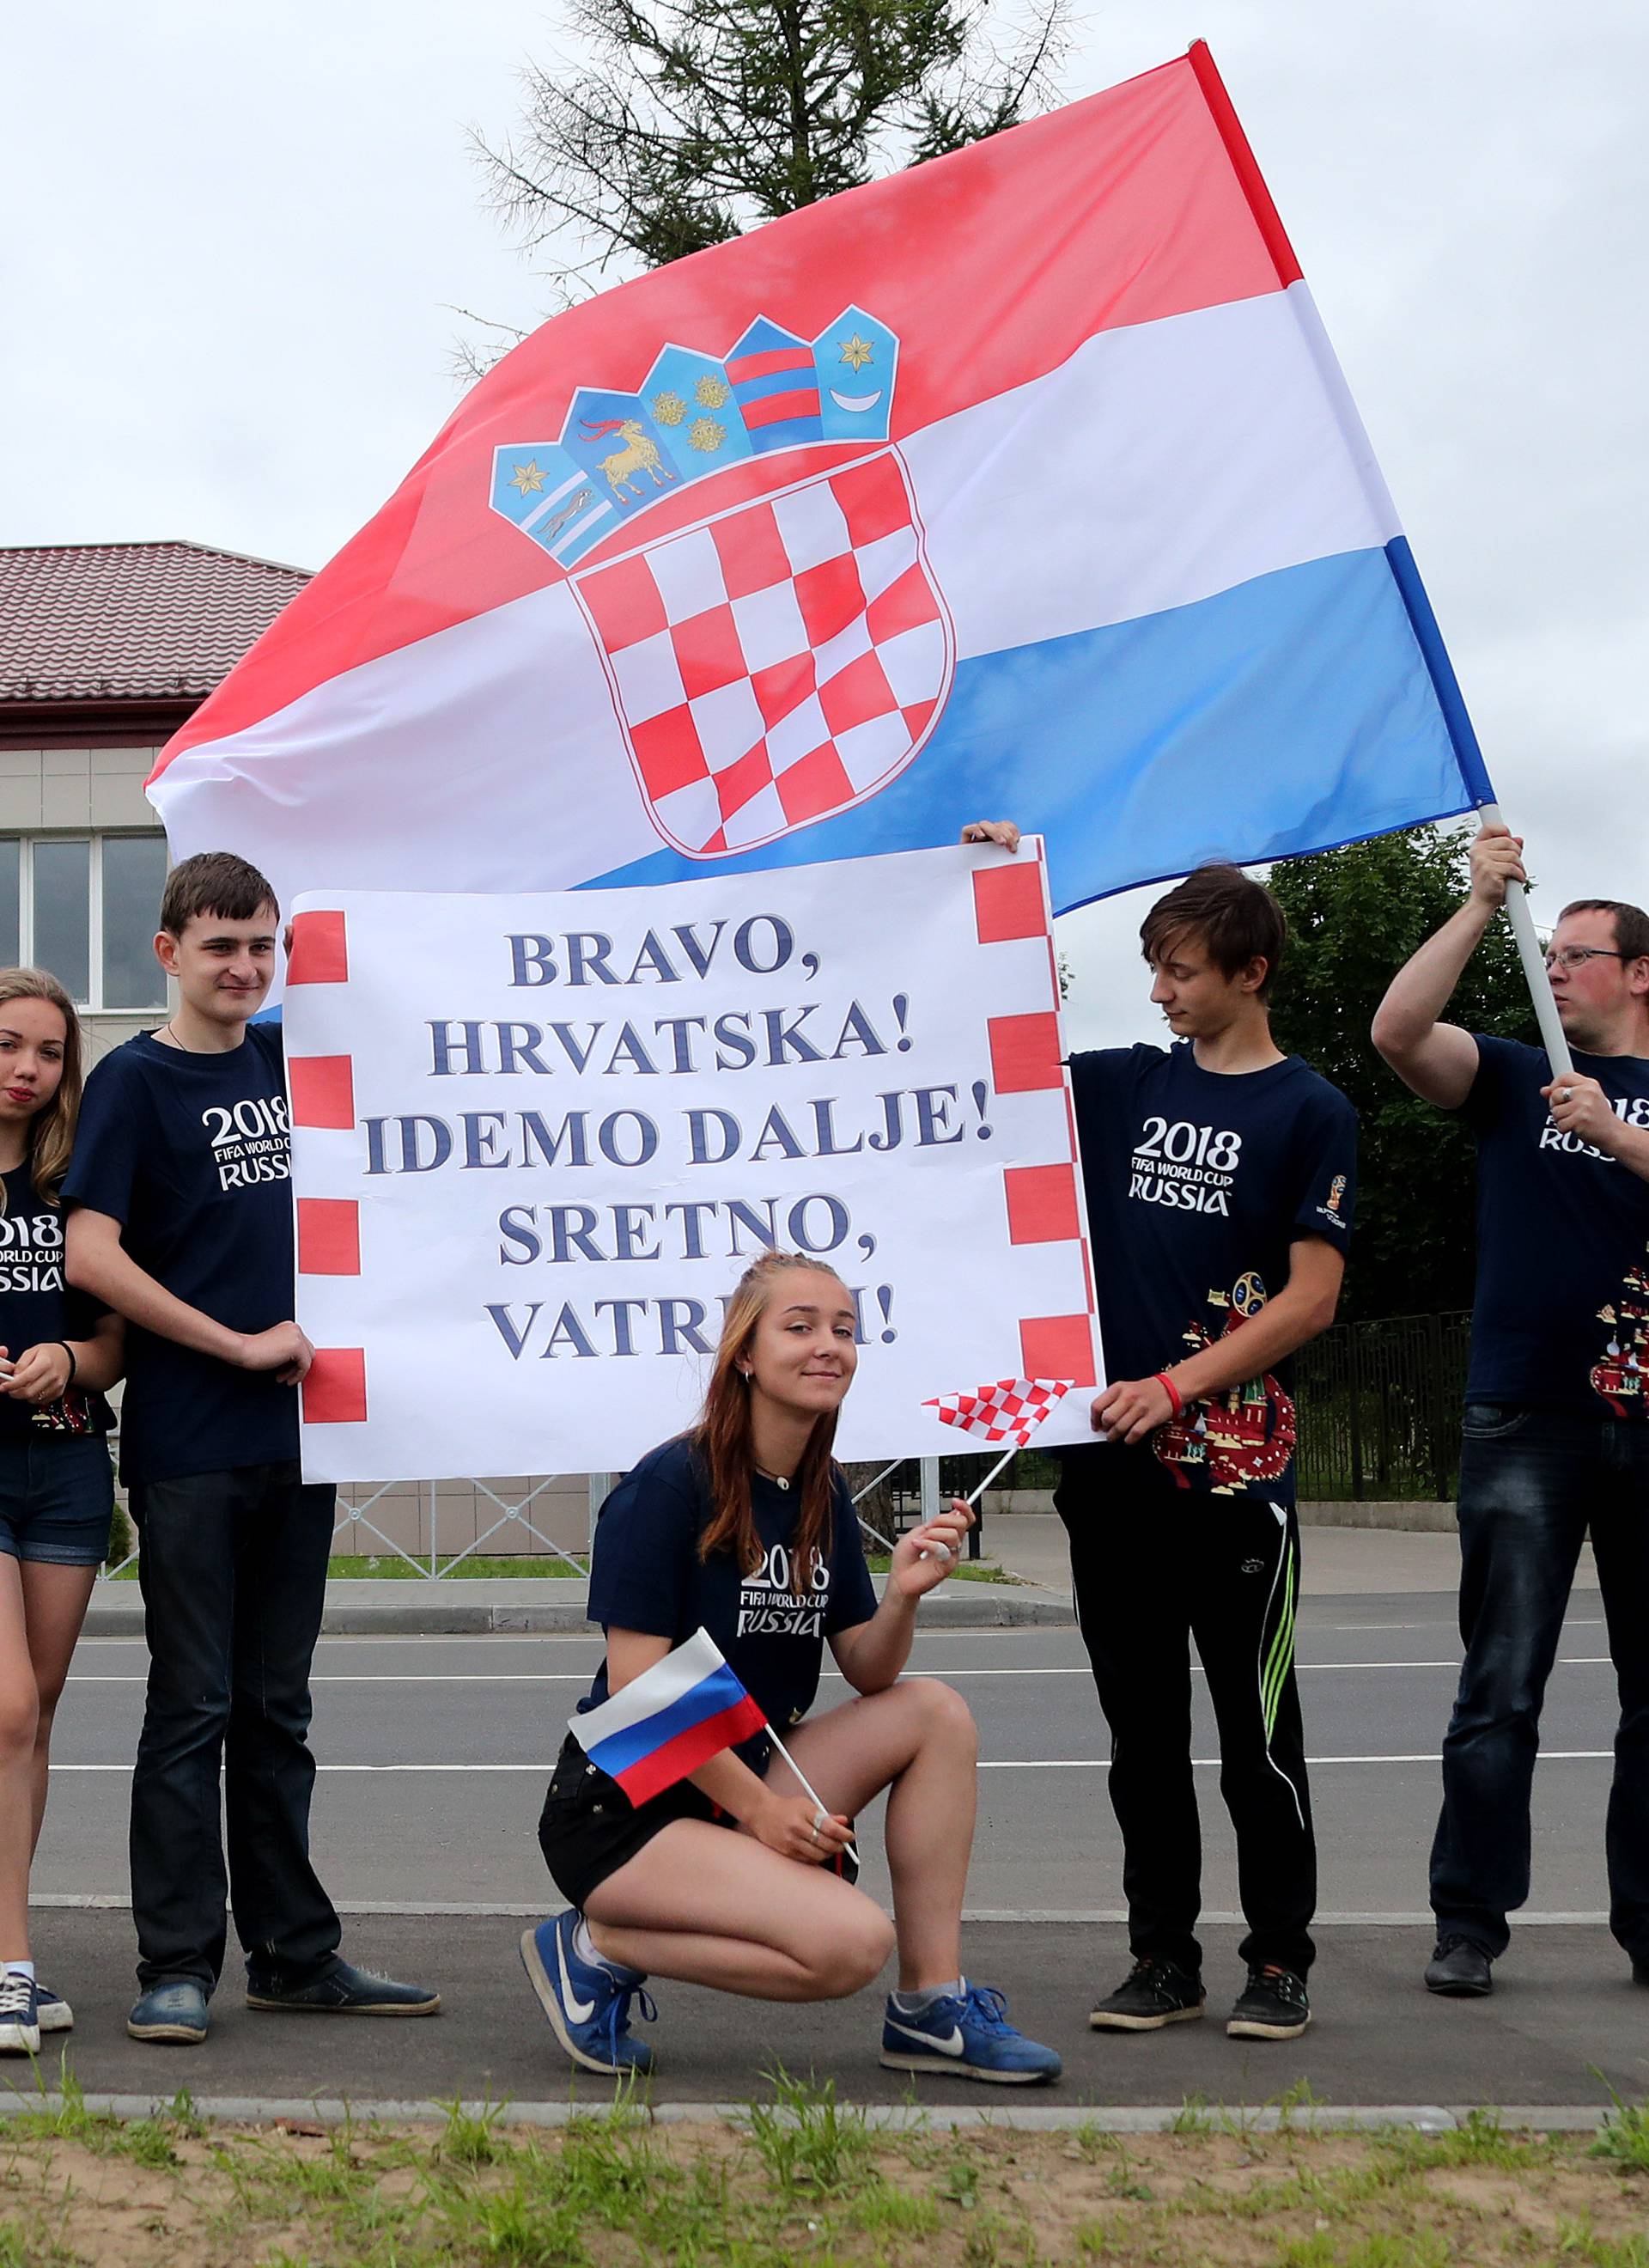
[862,1552,1020,1584]
[3,2099,1649,2264]
[327,1552,589,1579]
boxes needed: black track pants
[1057,1460,1316,1978]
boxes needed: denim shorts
[0,1434,116,1566]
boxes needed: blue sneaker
[519,1912,656,2077]
[880,1980,1062,2085]
[0,1972,40,2056]
[36,1986,72,2035]
[127,1980,210,2045]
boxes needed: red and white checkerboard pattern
[923,1378,1074,1448]
[573,450,952,855]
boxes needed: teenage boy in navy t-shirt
[963,826,1356,2044]
[64,852,438,2045]
[1374,822,1649,1999]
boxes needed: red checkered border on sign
[287,913,367,1428]
[972,841,1096,1387]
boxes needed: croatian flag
[570,1628,769,1806]
[925,1378,1074,1449]
[149,44,1492,920]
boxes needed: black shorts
[536,1734,756,1911]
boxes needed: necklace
[754,1465,792,1491]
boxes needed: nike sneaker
[519,1911,656,2076]
[879,1980,1062,2084]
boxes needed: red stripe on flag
[1019,1315,1096,1388]
[612,1694,770,1806]
[285,909,349,985]
[156,53,1286,771]
[1187,40,1302,288]
[303,1348,368,1424]
[727,347,815,383]
[288,1055,355,1130]
[741,387,822,431]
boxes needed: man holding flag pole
[1374,823,1649,1997]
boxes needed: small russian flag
[569,1628,770,1807]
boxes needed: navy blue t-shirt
[0,1168,112,1440]
[1066,1043,1357,1500]
[63,1026,299,1485]
[1461,1035,1649,1418]
[579,1436,879,1768]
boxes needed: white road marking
[23,1893,1616,1924]
[46,1750,1620,1773]
[62,1657,1615,1686]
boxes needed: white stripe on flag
[569,1626,733,1747]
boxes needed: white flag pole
[1479,802,1574,1080]
[964,1442,1021,1508]
[765,1725,860,1862]
[916,1439,1022,1560]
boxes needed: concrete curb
[82,1582,1075,1639]
[0,2093,1610,2133]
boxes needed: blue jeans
[1430,1405,1649,1960]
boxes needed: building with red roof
[0,541,308,1058]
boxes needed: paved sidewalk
[81,1568,1078,1638]
[82,1519,1601,1635]
[988,1514,1601,1600]
[15,1913,1648,2112]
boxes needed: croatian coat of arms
[488,308,953,855]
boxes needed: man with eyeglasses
[1373,821,1649,1997]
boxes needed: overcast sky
[7,0,1645,1046]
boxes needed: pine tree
[460,0,1065,365]
[1269,824,1536,1325]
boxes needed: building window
[0,834,169,1012]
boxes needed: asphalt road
[21,1592,1648,2108]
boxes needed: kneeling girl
[526,1249,1059,2083]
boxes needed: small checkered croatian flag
[922,1378,1074,1448]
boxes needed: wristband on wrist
[57,1341,77,1388]
[1152,1371,1184,1420]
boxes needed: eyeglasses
[1543,946,1625,972]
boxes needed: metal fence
[1293,1311,1473,1502]
[95,1316,1473,1582]
[100,1459,966,1582]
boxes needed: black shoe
[1633,1960,1649,1990]
[1090,1957,1205,2032]
[1424,1936,1494,1997]
[1226,1964,1311,2040]
[246,1957,441,2017]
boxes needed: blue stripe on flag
[1382,536,1494,805]
[582,545,1484,915]
[586,1661,755,1778]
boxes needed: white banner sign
[286,840,1103,1479]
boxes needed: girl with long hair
[0,971,124,2055]
[524,1249,1060,2083]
